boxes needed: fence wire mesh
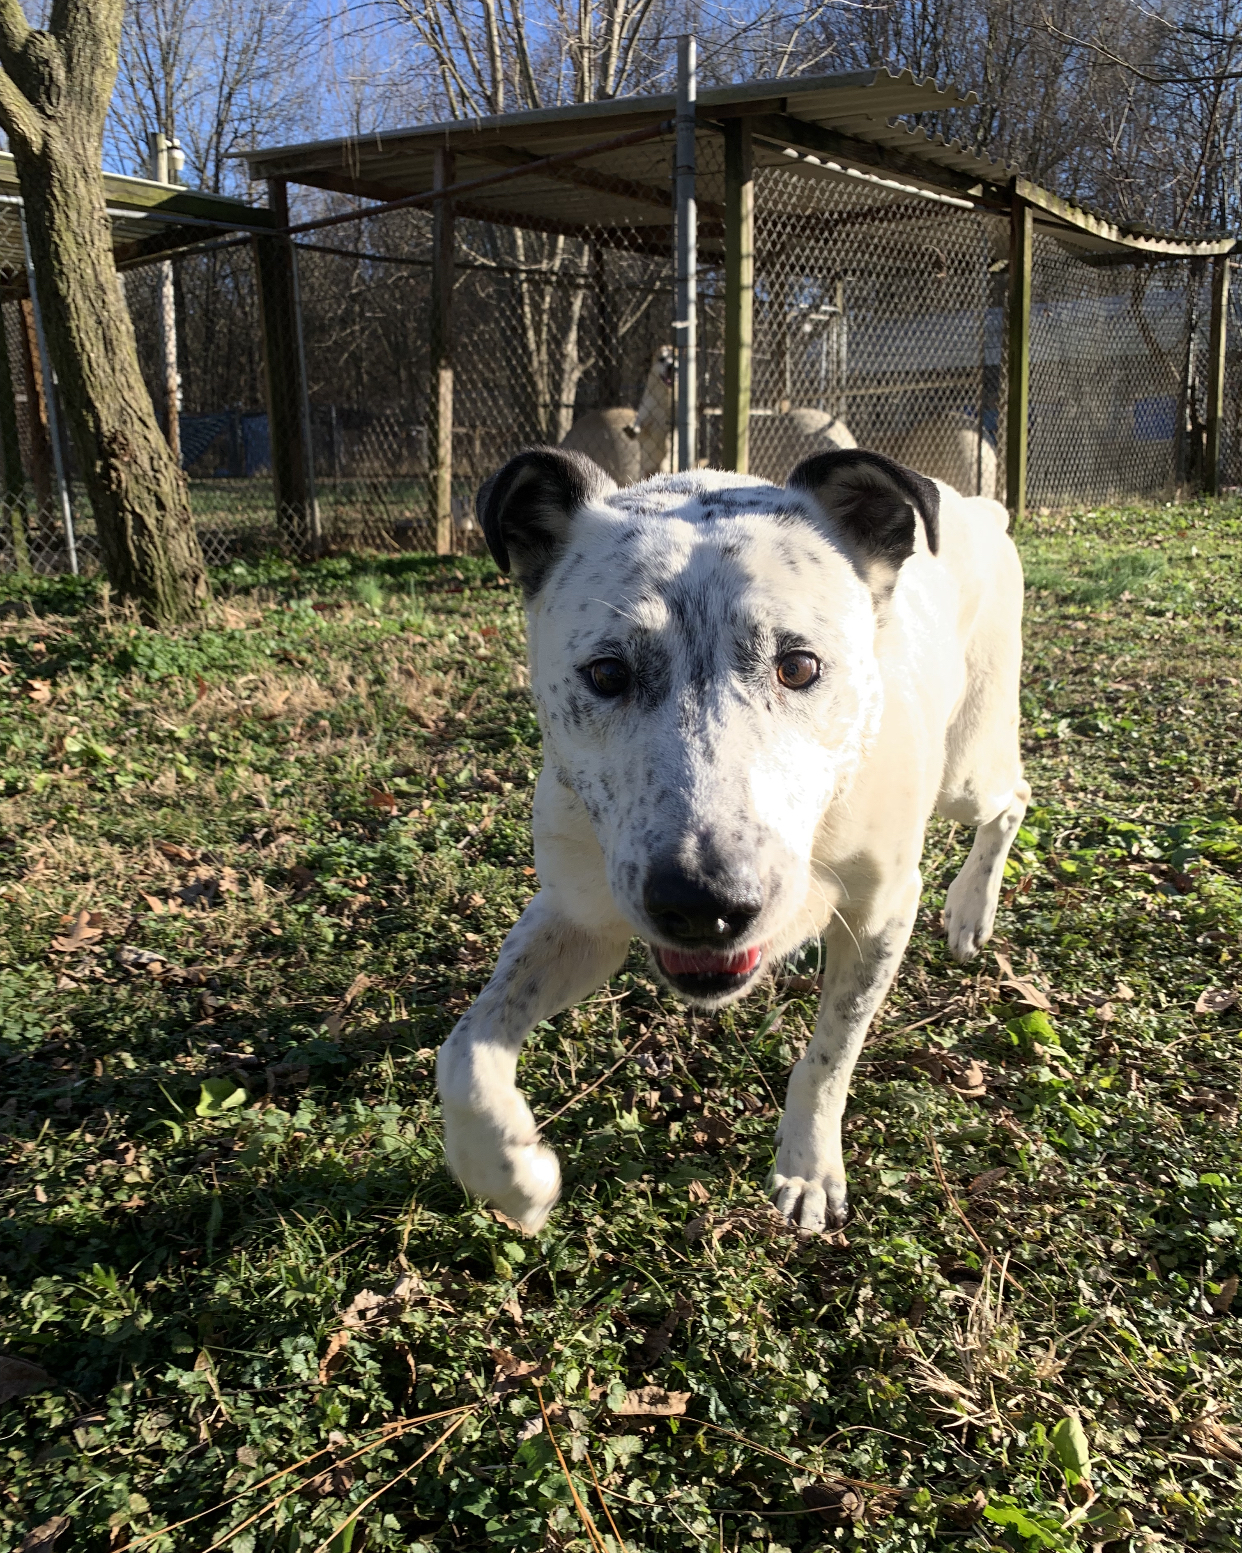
[748,161,1003,497]
[1027,240,1211,509]
[0,135,1230,579]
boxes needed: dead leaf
[318,1329,350,1384]
[1094,1002,1115,1022]
[501,1294,524,1325]
[287,864,316,891]
[0,1353,52,1404]
[687,1179,710,1204]
[941,1489,988,1528]
[26,678,51,704]
[366,788,398,813]
[50,910,104,953]
[967,1166,1009,1197]
[19,1515,71,1552]
[194,674,209,702]
[1212,1275,1238,1314]
[994,951,1054,1012]
[1115,981,1135,1001]
[490,1207,525,1233]
[802,1483,866,1525]
[307,1462,355,1497]
[115,945,169,976]
[1195,987,1239,1014]
[910,1048,987,1098]
[1186,1410,1242,1463]
[684,1212,712,1243]
[336,1272,426,1334]
[690,1114,735,1149]
[637,1296,693,1363]
[343,972,370,1005]
[156,840,197,864]
[614,1385,690,1417]
[141,892,174,915]
[489,1348,551,1400]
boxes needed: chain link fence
[0,133,1229,578]
[747,160,1003,498]
[1027,240,1213,510]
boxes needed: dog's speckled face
[523,471,883,1006]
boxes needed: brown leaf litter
[49,910,105,953]
[994,951,1056,1012]
[910,1048,987,1098]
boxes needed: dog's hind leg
[770,868,922,1233]
[940,779,1030,962]
[437,893,630,1235]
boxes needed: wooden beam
[430,148,455,556]
[255,178,317,551]
[722,119,754,474]
[1006,193,1033,522]
[1207,255,1230,496]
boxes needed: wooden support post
[1005,192,1033,522]
[1206,255,1230,497]
[430,148,455,555]
[722,119,753,474]
[255,177,320,552]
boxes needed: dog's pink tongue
[659,946,761,976]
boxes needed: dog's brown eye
[588,658,631,697]
[776,651,820,690]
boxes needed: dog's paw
[767,1168,848,1234]
[942,867,997,963]
[443,1117,562,1235]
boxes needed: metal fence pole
[1005,191,1033,522]
[1207,255,1230,496]
[147,133,182,468]
[20,207,76,574]
[675,34,697,472]
[722,118,753,474]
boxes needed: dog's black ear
[787,450,940,590]
[477,447,615,595]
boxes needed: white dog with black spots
[437,446,1029,1235]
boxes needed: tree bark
[0,0,208,622]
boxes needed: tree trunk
[0,1,208,622]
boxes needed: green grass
[2,499,1241,1552]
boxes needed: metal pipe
[675,34,697,471]
[19,208,76,574]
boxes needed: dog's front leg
[437,892,630,1234]
[770,871,921,1233]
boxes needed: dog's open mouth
[654,944,763,1001]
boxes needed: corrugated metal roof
[240,68,1235,259]
[0,153,274,283]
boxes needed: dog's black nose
[643,867,762,943]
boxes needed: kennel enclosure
[1,65,1237,571]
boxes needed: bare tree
[0,0,208,621]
